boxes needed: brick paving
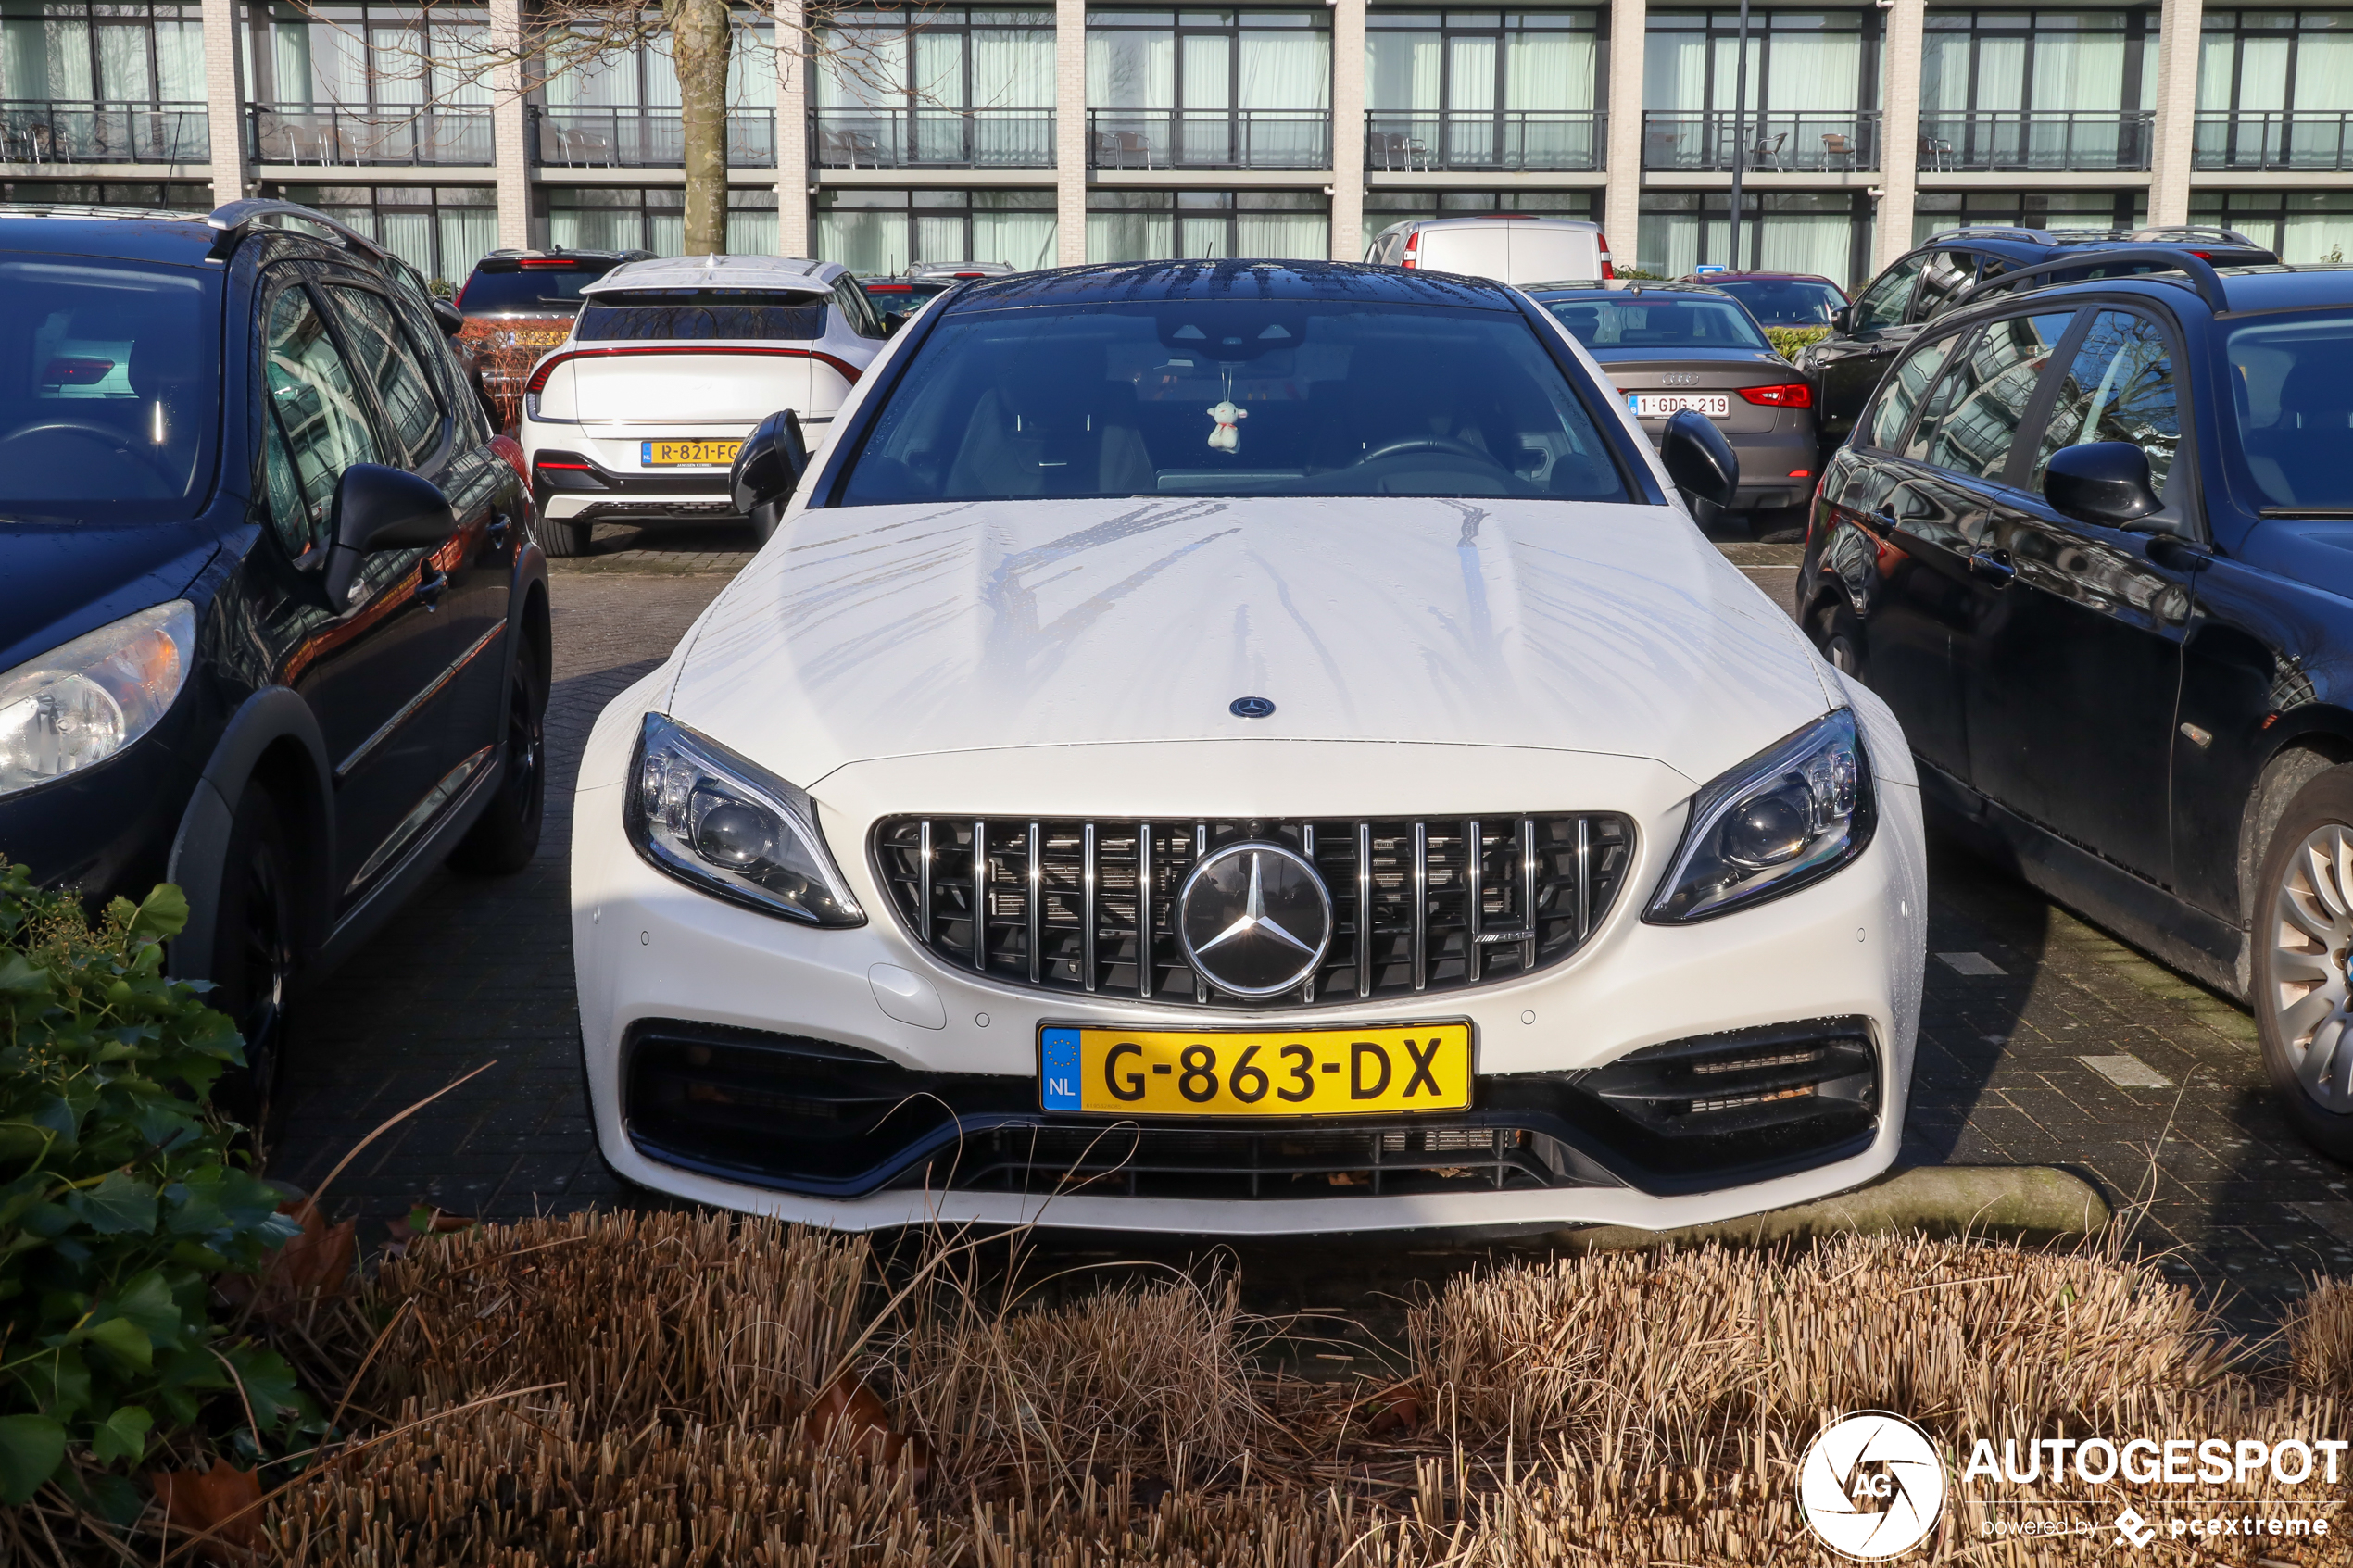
[267,532,2346,1336]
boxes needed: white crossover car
[518,254,889,556]
[570,261,1929,1236]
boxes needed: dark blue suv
[0,199,547,1132]
[1798,248,2353,1162]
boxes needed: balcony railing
[0,102,206,165]
[531,107,777,169]
[1087,108,1330,170]
[811,107,1053,169]
[1642,112,1880,172]
[249,107,491,167]
[2194,110,2353,171]
[1917,111,2154,172]
[1365,110,1603,172]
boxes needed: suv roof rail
[1929,225,2061,244]
[1952,244,2230,315]
[2130,223,2264,248]
[207,196,388,262]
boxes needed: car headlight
[0,601,195,799]
[623,712,864,927]
[1645,708,1875,923]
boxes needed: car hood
[664,496,1832,792]
[0,519,220,675]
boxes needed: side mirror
[1831,304,1855,333]
[323,463,458,611]
[1660,408,1740,509]
[2044,441,2163,529]
[728,408,812,536]
[880,309,911,336]
[431,296,464,337]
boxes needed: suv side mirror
[323,463,458,611]
[1660,408,1740,508]
[1831,304,1854,333]
[2044,441,2164,529]
[430,295,464,336]
[729,408,812,535]
[881,309,911,336]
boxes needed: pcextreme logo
[1799,1411,1948,1560]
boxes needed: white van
[1364,216,1612,284]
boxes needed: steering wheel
[0,419,176,490]
[1357,434,1501,467]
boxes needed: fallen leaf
[150,1457,262,1562]
[1366,1394,1424,1437]
[218,1201,356,1320]
[806,1374,929,1486]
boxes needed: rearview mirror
[2044,441,2163,529]
[1660,408,1740,509]
[430,295,464,337]
[729,408,812,536]
[323,463,457,611]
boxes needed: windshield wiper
[2260,507,2353,518]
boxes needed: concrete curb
[1561,1164,2111,1252]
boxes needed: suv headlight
[0,601,195,799]
[1646,708,1875,923]
[624,712,864,927]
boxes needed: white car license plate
[1628,394,1730,419]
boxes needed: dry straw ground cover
[97,1210,2346,1567]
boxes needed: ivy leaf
[124,884,187,946]
[107,1271,182,1341]
[222,1344,302,1428]
[66,1171,157,1236]
[79,1316,152,1370]
[0,1414,65,1504]
[86,1404,150,1464]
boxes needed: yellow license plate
[1039,1023,1472,1116]
[642,439,742,468]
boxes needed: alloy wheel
[2271,822,2353,1111]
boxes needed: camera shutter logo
[1798,1411,1946,1559]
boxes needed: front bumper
[572,712,1927,1236]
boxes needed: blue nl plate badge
[1040,1027,1081,1110]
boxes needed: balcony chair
[1645,126,1686,168]
[819,126,876,169]
[1821,131,1857,171]
[1918,132,1953,172]
[1093,128,1154,169]
[1750,130,1787,171]
[556,125,616,168]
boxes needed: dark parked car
[1794,226,2276,454]
[454,246,650,420]
[1681,270,1849,328]
[0,198,548,1133]
[1798,250,2353,1160]
[1531,280,1818,527]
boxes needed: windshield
[838,299,1629,504]
[457,266,610,313]
[0,256,220,521]
[1706,278,1847,328]
[576,292,828,341]
[1544,295,1771,353]
[2230,309,2353,511]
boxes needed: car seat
[944,369,1153,497]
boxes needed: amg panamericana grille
[871,815,1633,1008]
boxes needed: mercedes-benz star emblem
[1177,842,1333,997]
[1229,696,1276,719]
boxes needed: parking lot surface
[270,525,2349,1333]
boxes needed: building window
[2192,189,2353,261]
[1088,9,1332,169]
[1643,10,1875,171]
[245,3,491,164]
[2196,10,2353,169]
[1919,10,2155,169]
[540,184,780,256]
[814,187,1056,274]
[535,12,775,168]
[1636,190,1870,287]
[0,0,206,162]
[812,8,1053,169]
[1911,188,2145,245]
[276,182,496,287]
[1365,10,1598,169]
[1086,188,1327,262]
[0,175,206,205]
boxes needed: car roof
[1522,280,1730,300]
[2208,262,2353,313]
[1380,215,1602,233]
[1686,270,1840,284]
[909,260,1013,277]
[0,205,222,266]
[584,254,843,295]
[942,259,1523,312]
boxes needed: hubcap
[2271,822,2353,1111]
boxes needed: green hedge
[1767,325,1831,362]
[0,863,305,1524]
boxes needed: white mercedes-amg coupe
[570,260,1928,1236]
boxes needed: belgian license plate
[642,439,742,468]
[1629,394,1730,419]
[1039,1023,1472,1116]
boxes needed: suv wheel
[210,784,300,1150]
[450,645,547,875]
[1809,598,1864,678]
[2253,765,2353,1161]
[538,514,592,558]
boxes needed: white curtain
[815,28,907,108]
[377,209,434,276]
[550,206,646,252]
[308,21,368,106]
[2032,33,2123,112]
[973,209,1055,268]
[648,208,684,256]
[1974,35,2023,112]
[1635,210,1701,277]
[1237,210,1327,258]
[1708,34,1757,111]
[1768,32,1857,113]
[912,31,962,106]
[3,20,56,99]
[727,208,777,255]
[642,36,678,107]
[2237,35,2289,111]
[1088,31,1173,108]
[1755,213,1850,279]
[271,24,308,107]
[547,31,636,108]
[366,24,422,107]
[1447,37,1493,113]
[972,28,1051,107]
[1238,33,1327,110]
[1086,210,1171,262]
[1365,32,1437,113]
[913,213,963,262]
[156,17,202,100]
[94,23,147,101]
[437,207,497,282]
[1641,31,1704,113]
[729,24,775,107]
[431,24,490,107]
[2298,31,2353,109]
[1181,214,1228,257]
[2196,33,2238,111]
[816,209,908,273]
[1505,34,1591,112]
[1921,32,1971,114]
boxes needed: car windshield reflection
[2229,311,2353,513]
